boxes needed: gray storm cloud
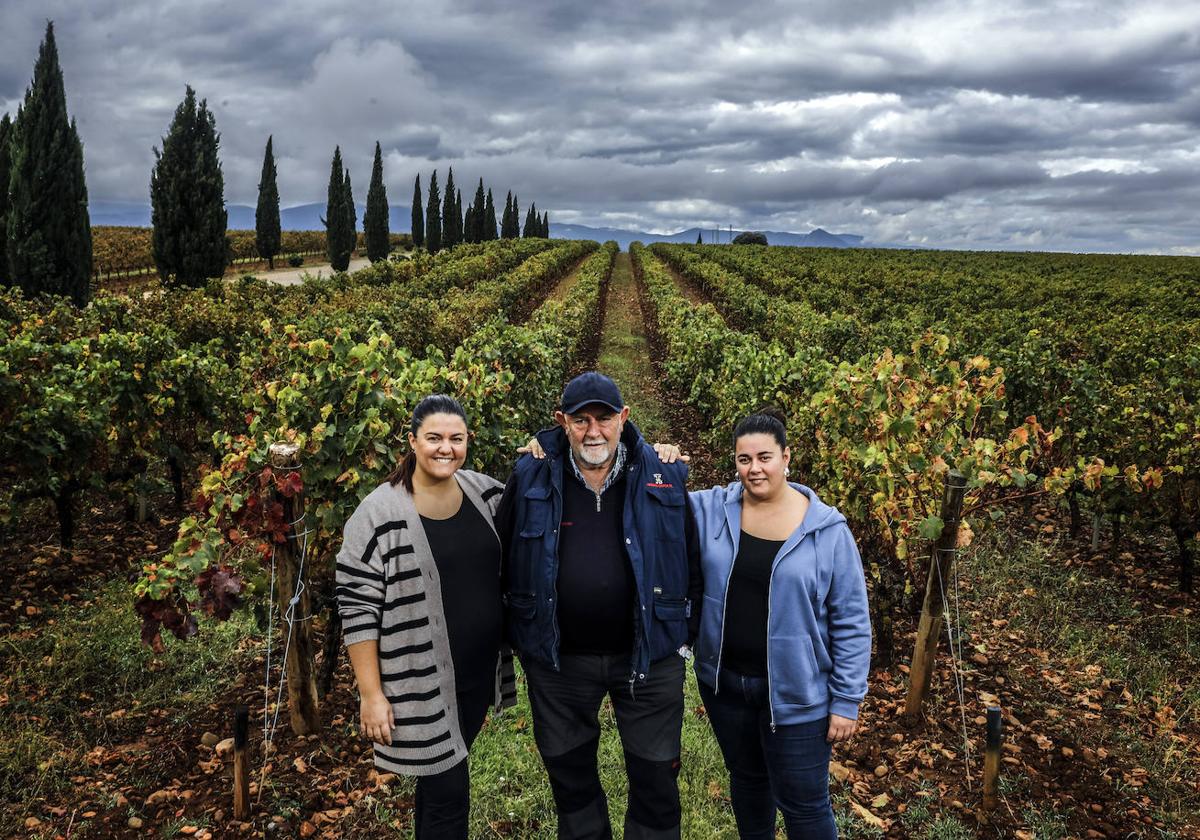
[2,0,1198,252]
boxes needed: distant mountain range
[89,201,866,249]
[89,201,406,232]
[547,223,863,250]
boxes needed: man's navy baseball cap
[560,372,625,415]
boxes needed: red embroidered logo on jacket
[646,473,673,488]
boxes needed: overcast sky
[3,0,1199,252]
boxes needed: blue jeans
[698,670,836,839]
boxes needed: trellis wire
[934,544,973,790]
[258,504,314,800]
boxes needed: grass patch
[1021,805,1069,839]
[0,578,260,815]
[596,253,671,443]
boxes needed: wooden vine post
[983,706,1003,810]
[232,705,250,820]
[904,469,967,720]
[269,442,321,735]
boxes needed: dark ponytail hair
[733,406,788,450]
[388,394,469,492]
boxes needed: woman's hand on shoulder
[826,713,857,743]
[361,692,394,745]
[517,437,546,459]
[651,443,689,463]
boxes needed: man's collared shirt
[567,441,627,512]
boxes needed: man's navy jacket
[497,420,702,682]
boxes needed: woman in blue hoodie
[689,409,872,839]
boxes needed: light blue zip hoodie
[690,481,871,727]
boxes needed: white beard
[576,441,612,466]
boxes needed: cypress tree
[501,192,513,239]
[425,170,441,253]
[254,136,281,269]
[442,168,457,248]
[411,174,424,250]
[6,22,92,304]
[323,147,349,270]
[463,201,475,244]
[523,203,537,238]
[455,189,463,246]
[484,189,497,241]
[471,179,486,243]
[364,141,389,263]
[0,114,12,286]
[150,85,226,288]
[341,168,357,267]
[696,230,703,245]
[542,211,550,238]
[509,196,521,239]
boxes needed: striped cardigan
[336,469,517,776]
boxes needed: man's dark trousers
[523,653,685,840]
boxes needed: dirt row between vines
[630,246,1200,838]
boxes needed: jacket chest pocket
[644,484,685,542]
[520,485,553,539]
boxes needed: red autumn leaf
[277,470,303,498]
[134,593,197,651]
[196,565,244,620]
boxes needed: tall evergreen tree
[0,114,12,286]
[501,192,514,239]
[509,195,521,239]
[442,168,458,248]
[254,136,281,269]
[425,170,441,253]
[410,174,424,250]
[341,168,357,267]
[364,141,389,263]
[696,230,703,245]
[150,85,226,288]
[455,189,463,246]
[323,146,350,270]
[471,179,486,243]
[463,201,475,244]
[542,211,550,239]
[6,22,92,304]
[523,203,537,238]
[484,189,497,241]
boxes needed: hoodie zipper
[765,550,780,732]
[712,515,737,696]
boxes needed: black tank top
[720,530,784,677]
[420,497,503,693]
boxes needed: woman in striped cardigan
[337,394,516,839]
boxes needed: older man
[497,372,702,840]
